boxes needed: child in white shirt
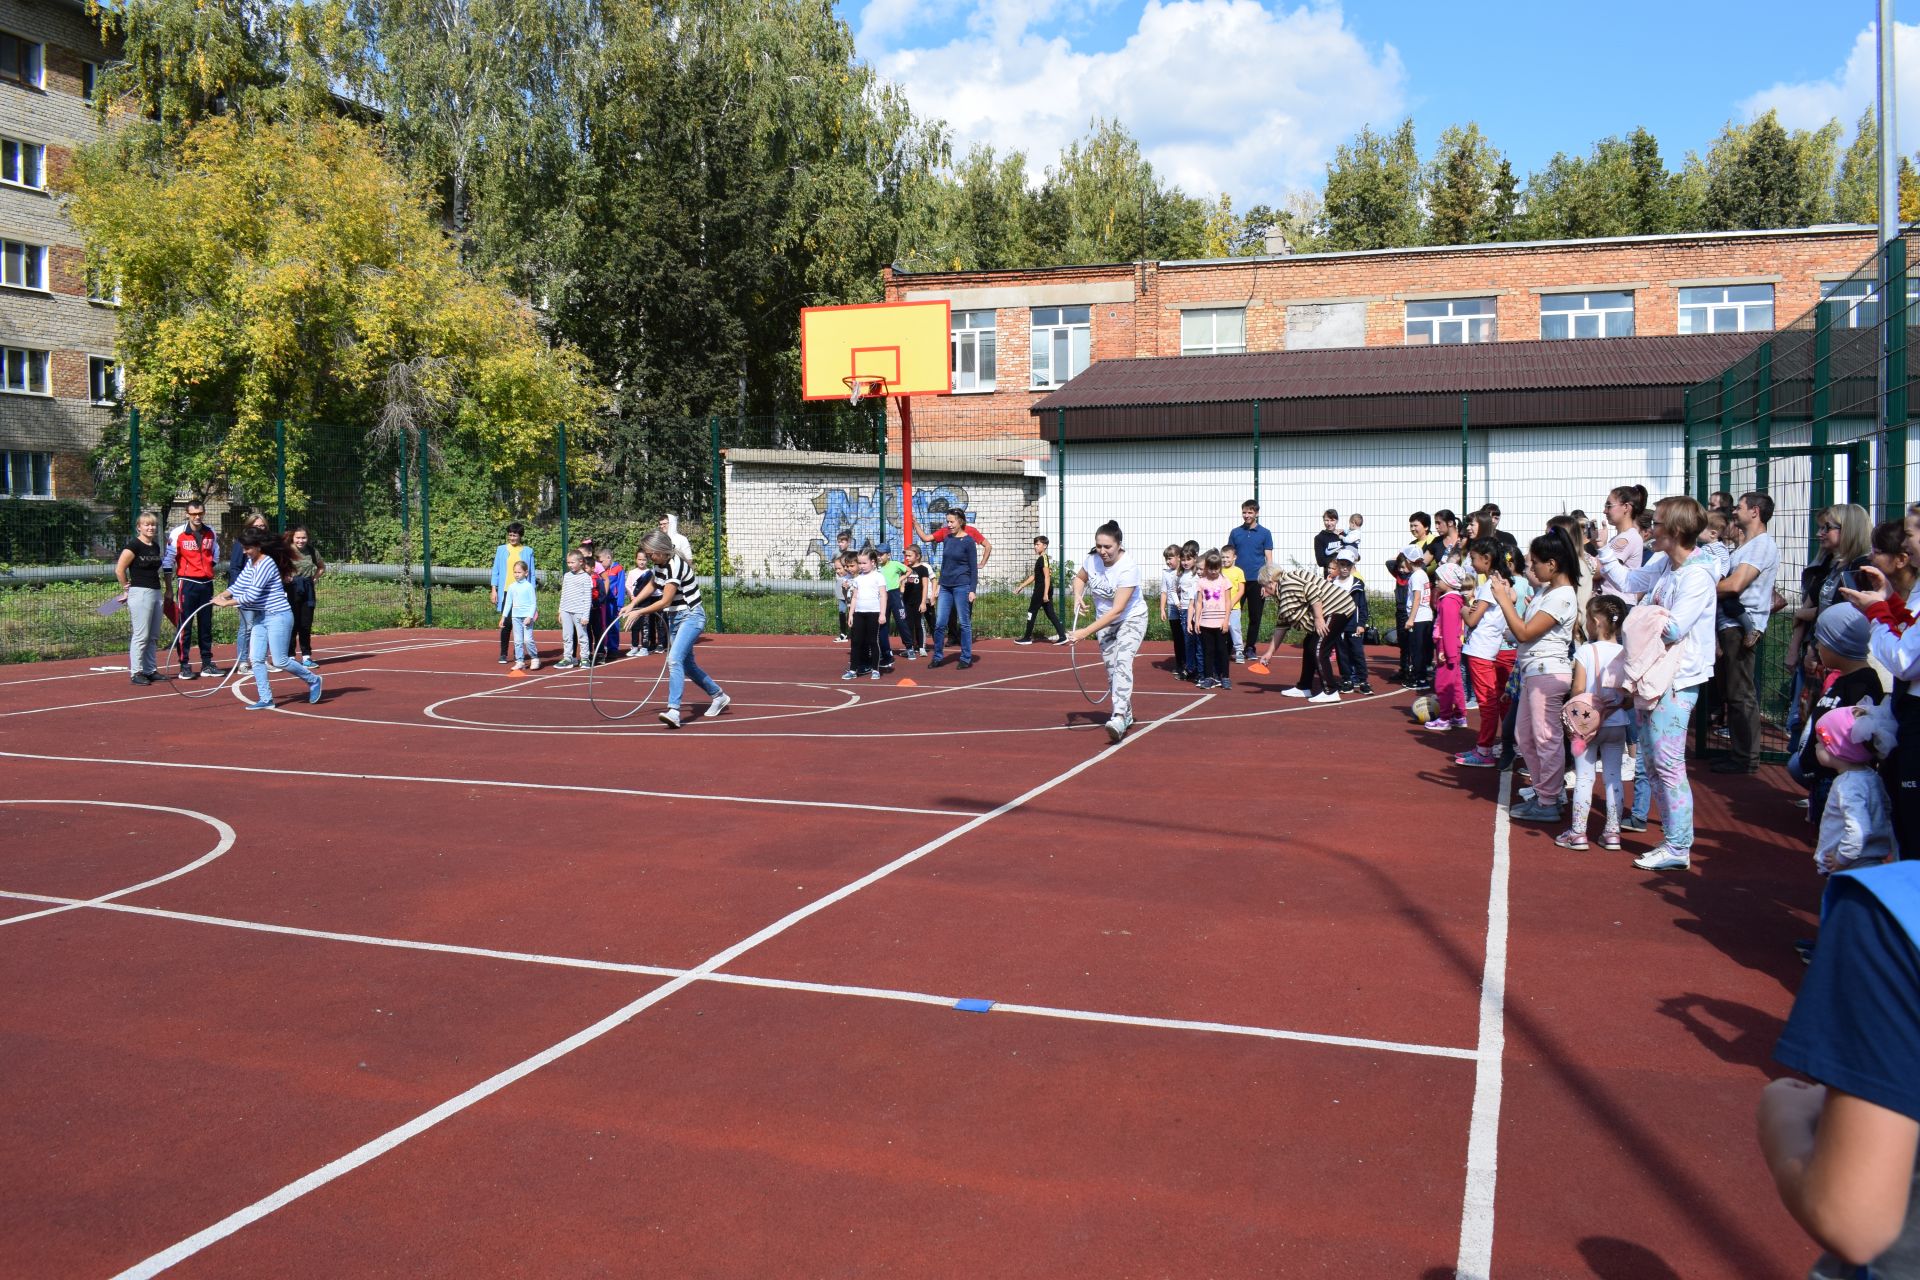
[1558,595,1632,850]
[844,550,887,680]
[556,551,594,669]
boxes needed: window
[2,239,47,290]
[2,346,50,394]
[1030,304,1090,388]
[82,61,98,101]
[89,356,119,404]
[1406,297,1496,345]
[1679,284,1773,334]
[1,136,44,189]
[1820,277,1920,329]
[950,309,996,392]
[2,449,52,497]
[1541,291,1634,339]
[1180,307,1246,355]
[0,32,44,87]
[86,262,118,304]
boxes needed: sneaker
[498,655,509,665]
[626,646,641,658]
[1104,716,1126,743]
[307,676,324,704]
[1014,636,1035,645]
[1280,687,1311,699]
[1793,938,1817,966]
[1632,845,1690,872]
[130,672,153,686]
[869,670,881,680]
[1338,683,1356,694]
[639,647,652,657]
[1553,830,1589,850]
[1219,679,1232,691]
[529,657,541,670]
[512,661,526,671]
[179,667,200,680]
[836,634,849,643]
[1051,635,1068,644]
[704,693,731,718]
[1599,829,1623,851]
[1620,817,1649,833]
[842,670,859,681]
[244,698,274,710]
[1232,652,1245,664]
[1510,800,1563,824]
[203,665,225,678]
[879,664,895,673]
[556,660,576,670]
[1425,718,1455,731]
[958,658,974,669]
[1454,748,1498,768]
[658,707,682,729]
[1356,685,1376,696]
[1794,796,1810,809]
[1309,691,1342,704]
[928,656,945,669]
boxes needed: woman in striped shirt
[1259,566,1357,704]
[213,527,323,709]
[619,529,729,729]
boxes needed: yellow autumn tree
[65,113,598,507]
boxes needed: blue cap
[1815,602,1870,661]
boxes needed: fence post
[399,430,411,610]
[1459,394,1470,519]
[418,425,433,626]
[555,421,570,556]
[1251,399,1261,508]
[874,401,887,552]
[127,405,140,525]
[1717,369,1736,501]
[274,419,287,532]
[1812,301,1837,540]
[1885,236,1909,519]
[1754,343,1773,493]
[709,415,725,633]
[1681,390,1693,497]
[1055,408,1067,622]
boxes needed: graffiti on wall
[811,483,970,564]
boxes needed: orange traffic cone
[897,678,918,687]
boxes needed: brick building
[0,0,115,503]
[882,223,1883,449]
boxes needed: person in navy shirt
[1226,500,1274,661]
[928,508,979,669]
[1762,862,1920,1276]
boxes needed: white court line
[0,890,1474,1062]
[1453,768,1512,1280]
[0,801,236,928]
[107,692,1213,1280]
[0,690,176,718]
[0,667,130,687]
[0,749,984,818]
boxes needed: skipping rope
[1066,603,1111,707]
[154,600,248,701]
[584,615,671,722]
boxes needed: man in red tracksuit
[162,500,224,679]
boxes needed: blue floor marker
[954,998,995,1013]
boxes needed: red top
[928,524,985,544]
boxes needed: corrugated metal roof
[1030,332,1768,414]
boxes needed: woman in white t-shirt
[1558,595,1634,851]
[1491,528,1584,823]
[1592,484,1649,603]
[1069,520,1150,743]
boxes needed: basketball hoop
[844,375,888,408]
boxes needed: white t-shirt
[1573,639,1633,727]
[1408,567,1434,624]
[1083,550,1150,624]
[850,569,886,613]
[1517,584,1578,677]
[1462,581,1510,660]
[1596,527,1646,604]
[1720,530,1780,634]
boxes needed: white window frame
[1405,297,1496,345]
[1678,284,1773,334]
[0,32,44,88]
[88,355,119,405]
[2,448,52,498]
[1540,291,1635,340]
[1,238,48,292]
[1820,278,1920,330]
[1030,304,1091,389]
[0,136,45,190]
[86,261,119,305]
[950,309,996,393]
[1180,307,1247,356]
[1,345,51,395]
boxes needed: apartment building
[0,0,114,503]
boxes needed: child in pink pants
[1428,563,1470,730]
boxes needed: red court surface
[0,629,1825,1277]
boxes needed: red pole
[897,396,916,549]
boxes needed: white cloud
[1740,21,1920,143]
[865,0,1406,206]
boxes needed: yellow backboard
[800,300,952,400]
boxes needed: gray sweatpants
[127,586,163,675]
[1099,613,1149,722]
[560,610,590,663]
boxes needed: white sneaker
[1309,691,1341,704]
[626,646,642,658]
[638,647,650,657]
[658,708,682,729]
[704,692,731,718]
[1633,845,1690,872]
[1280,687,1311,699]
[529,657,541,670]
[1425,716,1455,729]
[1104,716,1126,743]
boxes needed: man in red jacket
[162,501,224,679]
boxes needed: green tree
[1519,138,1635,240]
[1320,118,1423,250]
[1699,110,1840,229]
[1042,118,1209,263]
[1486,159,1520,240]
[1424,124,1502,245]
[1834,109,1880,225]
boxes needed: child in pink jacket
[1428,563,1471,730]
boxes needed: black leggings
[849,612,882,673]
[1198,626,1230,680]
[901,595,926,649]
[499,614,514,658]
[1243,589,1265,653]
[1295,632,1337,693]
[287,578,316,654]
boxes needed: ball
[1411,693,1438,723]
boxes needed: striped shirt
[659,555,701,613]
[559,569,594,614]
[229,556,292,617]
[1267,569,1354,629]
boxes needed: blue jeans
[665,606,722,708]
[247,609,319,702]
[932,589,973,662]
[1630,718,1654,823]
[882,588,905,661]
[234,598,253,670]
[510,616,536,661]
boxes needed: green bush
[0,499,98,565]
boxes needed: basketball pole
[897,394,916,548]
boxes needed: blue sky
[845,0,1919,208]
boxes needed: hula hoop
[584,615,670,722]
[156,599,248,701]
[1067,604,1111,707]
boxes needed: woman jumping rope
[618,529,730,728]
[1067,520,1148,743]
[213,527,323,709]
